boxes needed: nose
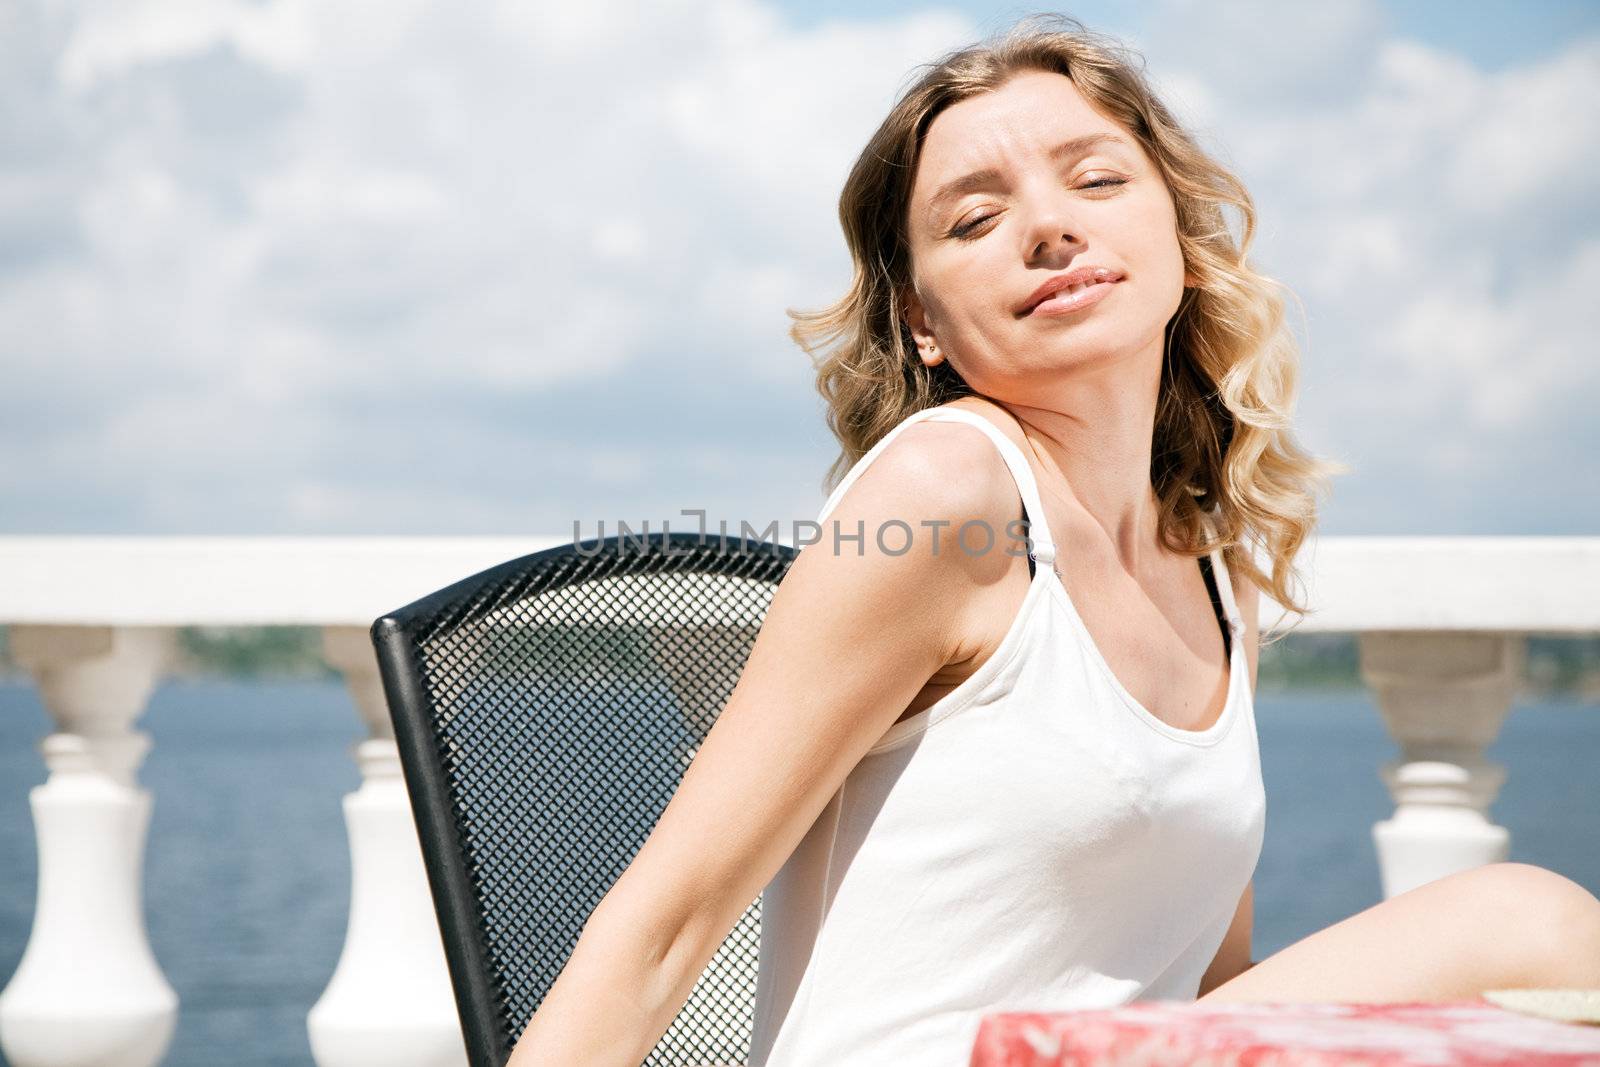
[1021,184,1086,266]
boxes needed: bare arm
[1197,879,1255,997]
[505,423,1020,1065]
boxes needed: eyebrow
[924,133,1133,224]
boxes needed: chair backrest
[372,531,798,1067]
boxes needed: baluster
[0,625,177,1067]
[307,626,466,1067]
[1360,631,1521,898]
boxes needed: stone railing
[0,534,1595,1066]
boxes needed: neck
[1000,359,1164,576]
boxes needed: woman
[508,14,1600,1066]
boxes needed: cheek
[958,252,1014,310]
[1123,206,1185,280]
[926,259,999,329]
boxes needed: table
[969,999,1600,1066]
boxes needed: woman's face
[901,69,1191,397]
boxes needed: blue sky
[779,0,1600,73]
[1,0,1596,536]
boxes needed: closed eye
[948,177,1129,240]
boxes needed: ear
[900,283,944,367]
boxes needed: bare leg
[1200,862,1600,1003]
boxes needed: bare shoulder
[826,402,1027,569]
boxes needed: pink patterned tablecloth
[969,999,1600,1066]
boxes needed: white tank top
[748,405,1267,1066]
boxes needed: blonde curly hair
[786,12,1347,633]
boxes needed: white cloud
[56,0,315,89]
[1389,239,1600,431]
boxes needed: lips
[1016,266,1126,317]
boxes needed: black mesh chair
[371,532,799,1067]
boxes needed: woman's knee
[1441,862,1600,985]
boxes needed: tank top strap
[815,406,1058,567]
[1201,509,1244,637]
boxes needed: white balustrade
[0,533,1595,1064]
[0,537,560,1067]
[1291,535,1599,898]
